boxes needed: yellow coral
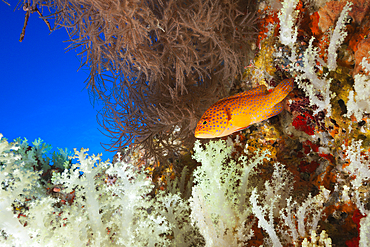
[245,37,277,86]
[244,123,280,160]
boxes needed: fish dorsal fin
[212,85,268,107]
[223,85,268,101]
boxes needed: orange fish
[195,78,294,138]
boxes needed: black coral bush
[30,0,259,167]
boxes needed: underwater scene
[2,0,370,246]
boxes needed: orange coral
[318,1,347,33]
[318,0,370,33]
[257,7,279,48]
[353,38,370,76]
[348,28,367,53]
[310,12,321,37]
[348,0,370,24]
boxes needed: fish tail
[271,78,294,103]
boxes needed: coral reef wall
[2,0,370,246]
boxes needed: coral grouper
[195,78,294,138]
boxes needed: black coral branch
[27,0,259,168]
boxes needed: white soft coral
[0,134,198,247]
[190,139,261,246]
[0,134,50,246]
[276,0,352,117]
[342,140,370,189]
[346,55,370,121]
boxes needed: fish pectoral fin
[225,106,232,121]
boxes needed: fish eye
[202,121,207,125]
